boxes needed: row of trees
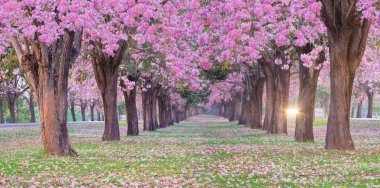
[0,0,379,156]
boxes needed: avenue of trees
[0,0,379,156]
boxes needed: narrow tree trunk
[29,94,36,123]
[80,100,87,121]
[238,90,247,125]
[90,101,95,121]
[123,80,139,136]
[97,110,101,121]
[233,94,242,121]
[0,95,4,123]
[351,104,355,118]
[357,101,363,118]
[70,100,76,122]
[6,93,16,123]
[365,87,374,118]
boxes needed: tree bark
[90,101,95,121]
[321,0,371,150]
[357,101,363,118]
[97,110,101,121]
[122,77,139,136]
[90,41,127,141]
[29,94,36,123]
[6,92,16,123]
[11,30,82,156]
[364,86,374,118]
[351,104,355,118]
[261,58,289,134]
[80,100,87,121]
[70,100,76,122]
[245,66,265,129]
[295,45,324,142]
[142,84,158,131]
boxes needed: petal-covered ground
[0,115,379,187]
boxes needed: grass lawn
[0,116,379,187]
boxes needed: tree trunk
[80,100,87,121]
[357,101,363,118]
[321,1,371,150]
[295,46,324,142]
[0,95,4,123]
[70,100,76,122]
[6,92,16,123]
[143,85,158,131]
[122,78,139,136]
[233,94,242,121]
[29,94,36,123]
[90,101,95,121]
[97,110,101,121]
[90,42,127,141]
[365,87,373,118]
[245,66,265,129]
[91,63,120,141]
[261,59,289,134]
[10,30,82,156]
[351,104,355,118]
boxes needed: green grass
[313,118,328,126]
[0,115,379,187]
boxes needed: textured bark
[29,94,36,123]
[70,100,76,122]
[11,30,82,156]
[122,77,139,136]
[80,100,87,121]
[295,45,324,142]
[158,94,170,128]
[238,90,248,125]
[321,0,371,150]
[261,58,289,134]
[357,101,363,118]
[142,85,158,131]
[233,94,242,121]
[90,41,127,141]
[246,65,265,129]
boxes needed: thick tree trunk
[158,95,171,128]
[29,94,36,123]
[261,59,289,134]
[321,1,371,150]
[70,100,76,122]
[295,46,323,142]
[11,30,82,156]
[357,101,363,118]
[80,100,87,121]
[123,79,139,136]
